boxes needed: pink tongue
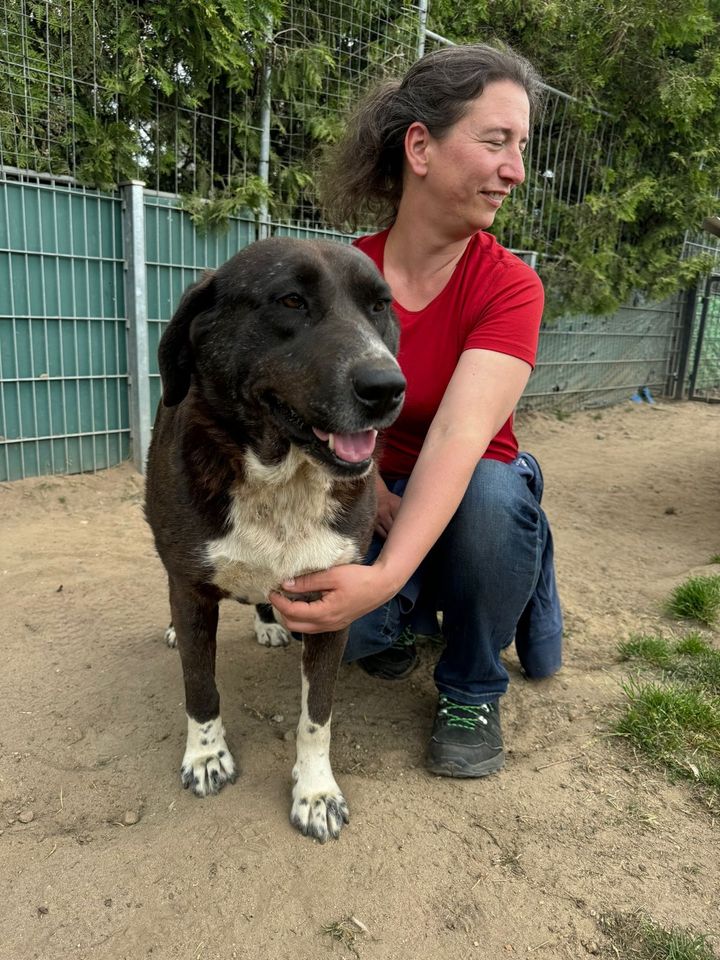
[312,428,378,463]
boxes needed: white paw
[290,780,349,842]
[164,625,177,648]
[180,716,237,797]
[254,613,291,648]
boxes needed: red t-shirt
[354,229,544,477]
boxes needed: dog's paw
[180,717,237,797]
[254,617,291,648]
[290,785,349,843]
[164,625,177,648]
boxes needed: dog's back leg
[253,602,292,648]
[169,579,237,797]
[290,630,350,842]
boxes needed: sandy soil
[1,400,719,960]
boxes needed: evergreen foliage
[430,0,720,313]
[1,0,718,315]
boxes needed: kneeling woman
[271,42,563,778]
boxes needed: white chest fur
[206,447,360,602]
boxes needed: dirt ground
[1,400,719,960]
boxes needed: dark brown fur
[144,237,404,841]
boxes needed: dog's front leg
[291,631,350,842]
[169,580,237,797]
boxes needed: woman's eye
[279,294,306,309]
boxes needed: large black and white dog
[145,237,405,842]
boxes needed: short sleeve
[462,259,544,368]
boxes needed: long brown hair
[317,43,543,231]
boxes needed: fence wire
[1,0,618,250]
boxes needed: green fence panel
[0,178,689,483]
[521,296,683,411]
[0,179,128,481]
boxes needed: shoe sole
[426,752,505,779]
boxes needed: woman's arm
[270,348,532,633]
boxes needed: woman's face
[406,80,530,236]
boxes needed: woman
[271,43,562,778]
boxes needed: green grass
[666,576,720,626]
[616,679,720,790]
[619,632,720,694]
[600,910,718,960]
[709,555,720,565]
[616,633,720,800]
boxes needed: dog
[145,237,405,842]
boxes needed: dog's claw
[290,790,349,841]
[180,718,237,797]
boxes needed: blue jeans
[344,458,562,704]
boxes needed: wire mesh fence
[521,296,683,412]
[0,1,421,223]
[1,0,617,248]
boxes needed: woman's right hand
[375,475,402,539]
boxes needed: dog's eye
[279,293,306,310]
[372,298,390,313]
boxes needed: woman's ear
[404,121,432,177]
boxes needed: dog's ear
[158,271,216,406]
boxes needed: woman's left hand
[269,562,393,634]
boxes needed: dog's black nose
[352,362,406,416]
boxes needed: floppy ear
[158,271,216,406]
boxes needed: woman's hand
[269,562,396,635]
[375,477,402,538]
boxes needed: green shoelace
[438,695,491,730]
[394,626,417,648]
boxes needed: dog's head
[158,237,405,478]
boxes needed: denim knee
[438,458,542,572]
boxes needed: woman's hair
[317,43,543,231]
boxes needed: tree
[1,0,718,314]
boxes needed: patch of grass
[709,555,720,565]
[666,575,720,626]
[321,918,362,957]
[553,408,571,421]
[616,678,720,791]
[619,633,674,668]
[600,909,718,960]
[619,632,720,694]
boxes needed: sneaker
[426,695,505,778]
[357,626,419,681]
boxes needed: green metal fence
[687,275,720,402]
[521,296,683,411]
[0,177,127,481]
[1,174,693,482]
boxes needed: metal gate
[688,273,720,402]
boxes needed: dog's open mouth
[310,427,377,464]
[266,395,379,472]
